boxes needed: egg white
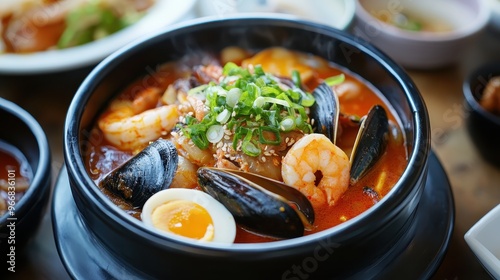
[141,188,236,244]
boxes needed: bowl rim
[463,61,500,125]
[64,15,430,251]
[355,0,491,42]
[0,98,51,225]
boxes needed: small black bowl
[0,98,52,265]
[64,16,431,279]
[463,62,500,167]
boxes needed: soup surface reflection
[85,47,407,243]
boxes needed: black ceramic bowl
[463,62,500,167]
[0,98,51,264]
[64,16,430,279]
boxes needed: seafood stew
[84,47,407,243]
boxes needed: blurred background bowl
[353,0,490,69]
[488,0,500,32]
[0,98,51,263]
[196,0,355,30]
[463,62,500,167]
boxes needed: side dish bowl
[196,0,355,30]
[465,204,500,279]
[463,62,500,167]
[64,16,431,279]
[0,98,51,263]
[0,0,196,74]
[353,0,490,69]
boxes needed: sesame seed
[261,157,266,162]
[224,135,231,140]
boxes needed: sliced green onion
[206,125,224,144]
[325,74,345,86]
[183,62,318,152]
[292,70,301,88]
[280,117,296,131]
[190,132,209,150]
[242,129,260,156]
[216,109,231,124]
[188,84,209,97]
[253,96,290,108]
[226,88,242,107]
[261,86,281,96]
[300,92,316,107]
[223,62,240,76]
[254,65,265,76]
[259,126,281,145]
[242,141,260,156]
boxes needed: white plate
[0,0,196,74]
[464,204,500,279]
[196,0,355,31]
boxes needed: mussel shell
[311,82,340,144]
[350,105,389,184]
[197,167,315,239]
[99,139,178,208]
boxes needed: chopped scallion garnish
[180,63,317,156]
[325,74,346,86]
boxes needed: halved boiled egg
[141,189,236,244]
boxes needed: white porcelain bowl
[353,0,490,69]
[196,0,355,30]
[465,204,500,279]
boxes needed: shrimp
[98,87,179,151]
[241,47,329,84]
[281,133,350,208]
[170,155,198,189]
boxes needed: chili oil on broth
[84,48,407,243]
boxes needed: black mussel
[311,82,340,144]
[99,139,179,208]
[350,105,389,185]
[197,167,315,239]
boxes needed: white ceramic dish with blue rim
[0,0,196,74]
[465,204,500,279]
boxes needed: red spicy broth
[85,48,408,243]
[0,140,32,217]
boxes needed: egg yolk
[151,200,215,241]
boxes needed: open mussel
[349,105,389,185]
[197,167,314,239]
[99,139,179,208]
[310,81,390,185]
[311,82,340,144]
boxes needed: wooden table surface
[1,23,499,280]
